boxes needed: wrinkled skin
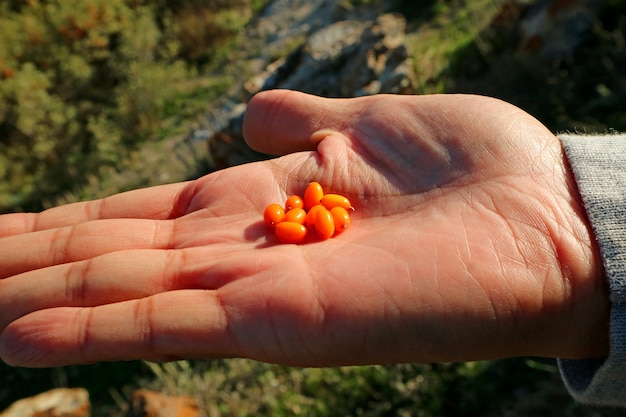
[0,91,608,368]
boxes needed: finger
[0,181,193,237]
[0,218,175,279]
[0,246,313,368]
[243,90,356,155]
[0,246,259,330]
[0,290,236,367]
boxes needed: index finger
[0,181,193,237]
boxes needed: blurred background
[1,0,625,415]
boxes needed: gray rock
[251,13,413,97]
[519,0,603,60]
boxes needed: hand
[0,90,609,367]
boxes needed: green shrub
[0,0,256,213]
[139,359,592,417]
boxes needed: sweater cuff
[557,134,626,407]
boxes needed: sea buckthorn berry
[285,195,304,211]
[305,204,325,232]
[263,203,285,228]
[284,207,307,224]
[330,206,351,235]
[275,222,307,243]
[304,181,324,210]
[320,194,353,211]
[315,207,335,239]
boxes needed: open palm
[0,91,608,367]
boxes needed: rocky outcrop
[245,13,413,97]
[518,0,603,59]
[208,12,413,169]
[0,388,90,417]
[203,0,608,169]
[0,389,200,417]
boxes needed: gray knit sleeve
[557,134,626,407]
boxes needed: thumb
[243,90,353,155]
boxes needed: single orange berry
[275,222,307,244]
[285,195,304,211]
[330,206,351,235]
[315,207,335,239]
[304,182,324,210]
[284,207,307,224]
[263,203,285,228]
[305,204,325,232]
[320,194,353,211]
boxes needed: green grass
[404,0,506,94]
[2,357,622,416]
[130,358,618,417]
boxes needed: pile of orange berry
[263,182,354,243]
